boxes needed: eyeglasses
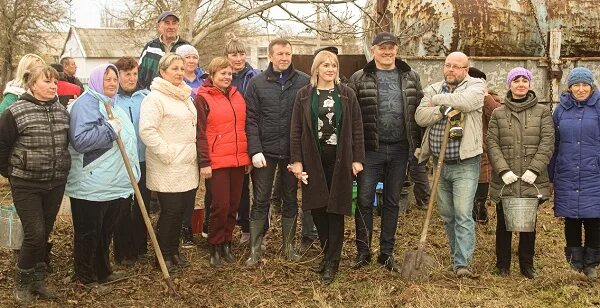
[444,63,468,70]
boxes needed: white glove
[501,171,519,185]
[521,170,537,184]
[300,172,308,185]
[107,119,121,134]
[252,153,267,168]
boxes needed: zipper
[128,107,134,123]
[45,106,57,181]
[211,135,219,153]
[226,91,240,166]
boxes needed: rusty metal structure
[363,0,600,102]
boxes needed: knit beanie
[175,44,199,58]
[506,67,533,87]
[567,67,595,87]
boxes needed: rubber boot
[245,219,265,267]
[565,247,585,272]
[44,241,53,273]
[321,260,340,284]
[32,263,57,299]
[14,266,35,303]
[209,244,222,267]
[281,217,301,262]
[583,247,600,279]
[221,242,235,263]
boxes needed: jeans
[157,189,197,257]
[11,179,64,269]
[435,155,480,269]
[408,155,430,208]
[355,142,409,256]
[250,156,298,223]
[71,197,127,284]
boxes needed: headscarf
[87,64,119,103]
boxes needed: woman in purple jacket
[551,67,600,279]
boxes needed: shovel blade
[400,249,435,282]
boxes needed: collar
[159,35,180,50]
[363,58,412,74]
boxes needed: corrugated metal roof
[73,27,155,58]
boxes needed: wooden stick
[103,102,178,295]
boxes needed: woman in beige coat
[139,53,199,273]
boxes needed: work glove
[107,119,121,134]
[521,170,537,184]
[252,153,267,168]
[501,171,519,185]
[440,105,453,116]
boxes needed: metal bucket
[0,205,24,249]
[500,184,541,232]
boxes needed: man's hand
[252,153,267,168]
[414,148,421,159]
[352,162,363,176]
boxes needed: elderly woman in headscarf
[65,64,140,287]
[550,67,600,279]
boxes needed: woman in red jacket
[195,57,251,267]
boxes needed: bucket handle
[499,180,542,199]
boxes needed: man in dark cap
[137,11,190,90]
[349,32,424,272]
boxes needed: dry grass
[1,177,599,307]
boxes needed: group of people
[1,9,600,303]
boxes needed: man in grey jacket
[415,52,485,278]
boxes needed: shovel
[103,102,178,295]
[400,120,451,281]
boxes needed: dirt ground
[1,177,599,307]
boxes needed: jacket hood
[150,77,192,101]
[19,91,59,106]
[503,90,538,112]
[3,80,26,96]
[363,58,412,74]
[560,88,600,109]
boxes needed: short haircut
[158,53,184,75]
[114,57,138,72]
[206,57,233,77]
[60,56,74,66]
[23,64,59,91]
[310,51,340,87]
[268,38,292,55]
[14,54,45,87]
[224,39,246,55]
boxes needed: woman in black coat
[290,50,365,284]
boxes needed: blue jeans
[435,155,480,269]
[355,142,409,256]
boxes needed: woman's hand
[200,166,212,179]
[352,162,363,176]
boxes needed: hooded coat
[290,84,365,216]
[487,91,554,203]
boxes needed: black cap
[157,11,179,23]
[468,67,487,80]
[314,46,339,56]
[372,32,397,46]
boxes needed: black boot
[311,258,326,273]
[565,247,585,272]
[583,247,600,279]
[32,263,57,299]
[246,219,265,267]
[221,242,235,263]
[172,254,191,268]
[209,244,222,267]
[44,241,53,273]
[519,264,536,279]
[281,217,301,262]
[14,266,35,303]
[321,260,339,284]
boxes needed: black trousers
[311,145,345,262]
[157,188,197,257]
[565,218,600,248]
[113,162,152,261]
[11,178,64,269]
[71,197,128,284]
[495,202,536,269]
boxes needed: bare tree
[0,0,67,91]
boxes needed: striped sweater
[137,36,190,90]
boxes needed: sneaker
[239,232,250,245]
[181,227,196,248]
[456,267,479,279]
[201,232,208,239]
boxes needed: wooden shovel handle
[103,102,178,295]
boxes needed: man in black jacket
[245,38,310,266]
[349,32,424,272]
